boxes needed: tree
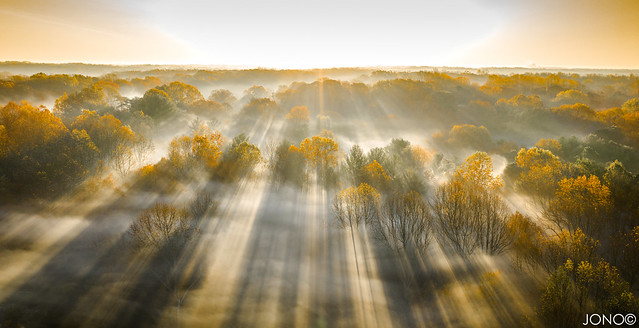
[367,147,391,175]
[453,151,503,190]
[0,125,9,158]
[133,88,177,120]
[242,85,269,101]
[299,135,339,170]
[235,98,281,130]
[166,130,225,178]
[537,259,639,327]
[156,81,204,107]
[344,144,366,185]
[515,147,566,200]
[507,212,543,270]
[128,203,193,249]
[537,261,581,327]
[537,228,599,274]
[496,94,544,110]
[240,98,280,117]
[534,138,562,156]
[447,124,495,151]
[603,160,639,228]
[208,89,236,108]
[621,98,639,113]
[0,102,68,153]
[269,141,307,187]
[132,135,155,166]
[186,99,226,119]
[552,103,597,122]
[332,183,380,230]
[332,183,381,297]
[432,179,479,255]
[409,145,432,168]
[191,132,225,169]
[54,84,111,119]
[0,102,100,198]
[284,105,310,139]
[71,110,136,161]
[377,191,432,252]
[545,175,611,236]
[610,226,639,287]
[457,152,511,254]
[432,152,512,255]
[574,260,638,314]
[216,134,263,182]
[112,143,135,177]
[128,201,206,327]
[474,192,512,255]
[285,105,310,123]
[553,89,588,105]
[363,160,391,191]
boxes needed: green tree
[216,134,263,182]
[133,88,177,120]
[344,144,367,185]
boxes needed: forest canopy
[1,65,639,327]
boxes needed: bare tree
[128,202,200,327]
[332,183,380,230]
[475,192,512,255]
[132,135,154,165]
[431,181,479,255]
[128,203,193,249]
[112,143,135,177]
[431,180,512,255]
[377,191,432,252]
[189,192,216,219]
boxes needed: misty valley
[0,64,639,327]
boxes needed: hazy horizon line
[3,60,639,72]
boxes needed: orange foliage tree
[0,101,68,152]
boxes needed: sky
[1,0,638,69]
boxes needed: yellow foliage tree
[454,152,503,190]
[447,124,494,151]
[409,145,433,167]
[537,228,599,274]
[515,147,566,200]
[299,135,339,169]
[0,125,8,158]
[71,110,135,158]
[332,183,381,229]
[234,142,263,169]
[545,175,612,236]
[534,138,562,155]
[285,105,310,123]
[507,212,543,270]
[432,152,512,255]
[191,132,225,169]
[168,136,193,176]
[364,160,391,189]
[0,102,68,153]
[167,131,225,176]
